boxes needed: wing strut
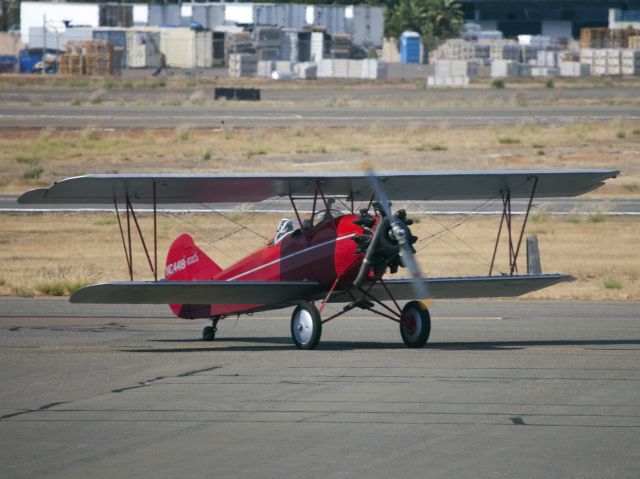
[489,176,538,276]
[112,184,159,281]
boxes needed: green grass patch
[36,280,66,296]
[545,78,555,88]
[247,148,268,157]
[632,128,640,136]
[344,145,365,152]
[603,278,623,290]
[202,148,212,161]
[587,212,605,223]
[616,130,626,139]
[35,279,90,296]
[415,142,447,152]
[491,79,505,89]
[94,217,117,226]
[175,125,191,142]
[22,167,44,180]
[161,99,183,107]
[498,136,521,145]
[15,154,40,164]
[148,80,166,89]
[12,286,34,298]
[531,212,548,224]
[71,98,82,106]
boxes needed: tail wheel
[400,301,431,348]
[291,302,322,350]
[202,326,216,341]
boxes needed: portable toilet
[400,31,421,64]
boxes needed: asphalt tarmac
[1,298,639,478]
[1,104,639,129]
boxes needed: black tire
[400,301,431,348]
[290,302,322,350]
[202,326,216,342]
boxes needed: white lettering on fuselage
[165,253,199,278]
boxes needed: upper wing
[326,274,571,302]
[19,170,618,204]
[71,280,319,304]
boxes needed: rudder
[165,234,222,319]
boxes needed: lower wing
[71,280,319,305]
[70,274,569,306]
[327,274,571,302]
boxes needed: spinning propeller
[353,170,431,300]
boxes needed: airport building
[459,1,640,38]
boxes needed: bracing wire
[409,194,502,269]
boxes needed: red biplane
[19,169,617,349]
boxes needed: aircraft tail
[165,233,222,318]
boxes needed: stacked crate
[439,39,474,60]
[607,48,622,75]
[488,42,520,61]
[622,49,640,75]
[253,27,281,62]
[330,34,351,59]
[228,53,257,77]
[58,41,85,75]
[85,40,118,76]
[536,50,557,67]
[580,28,608,48]
[435,59,479,77]
[592,49,608,76]
[227,32,255,55]
[580,28,640,48]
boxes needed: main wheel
[291,302,322,350]
[400,301,431,348]
[202,326,216,342]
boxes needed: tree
[386,0,463,50]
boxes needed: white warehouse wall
[21,1,99,44]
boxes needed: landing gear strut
[202,317,220,342]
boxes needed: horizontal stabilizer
[71,280,319,305]
[19,170,618,205]
[328,274,571,302]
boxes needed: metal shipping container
[149,5,181,26]
[160,28,212,68]
[99,4,133,28]
[348,6,384,49]
[275,4,306,30]
[126,30,163,68]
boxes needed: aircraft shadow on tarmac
[122,337,640,353]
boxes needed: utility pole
[42,14,46,75]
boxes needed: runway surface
[1,104,639,129]
[1,298,639,478]
[3,195,639,216]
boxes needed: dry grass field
[1,212,637,300]
[2,120,639,196]
[2,112,637,300]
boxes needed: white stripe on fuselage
[226,234,356,281]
